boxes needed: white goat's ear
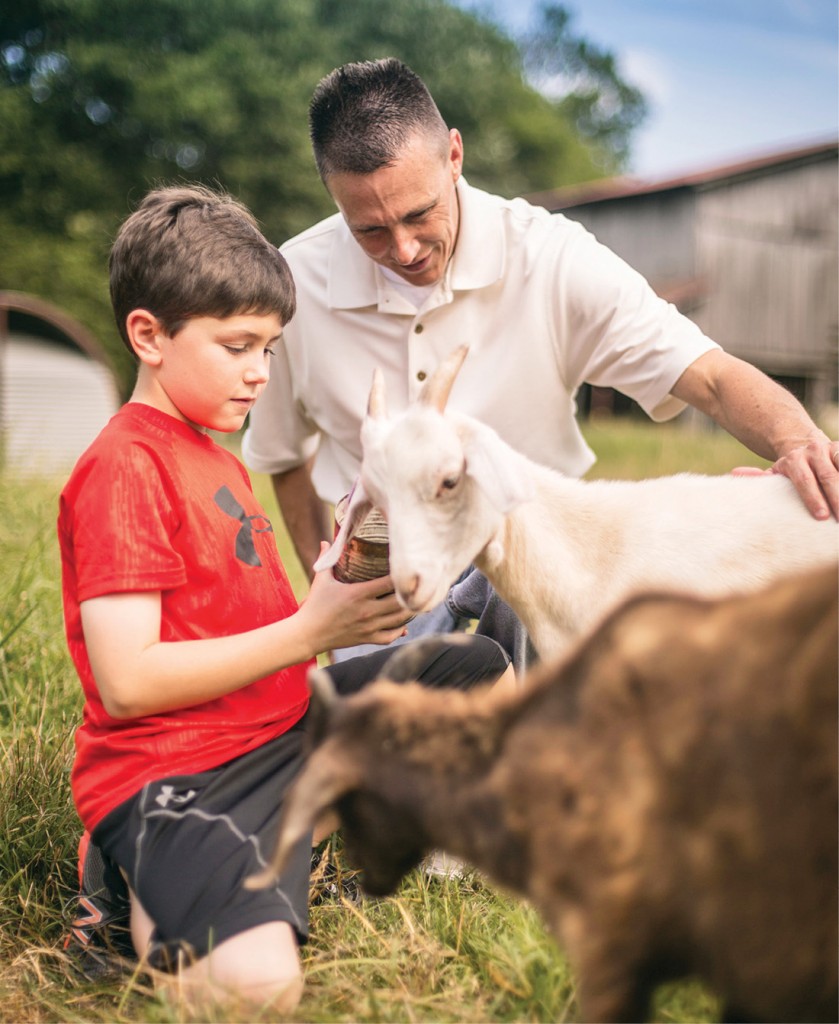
[419,345,469,413]
[462,420,534,514]
[313,479,374,573]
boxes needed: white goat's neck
[473,465,615,661]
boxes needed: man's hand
[734,437,839,521]
[673,350,839,521]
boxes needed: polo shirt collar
[448,177,505,291]
[328,215,378,309]
[327,177,505,310]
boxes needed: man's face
[327,129,463,288]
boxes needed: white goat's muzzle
[391,566,450,614]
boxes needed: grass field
[0,419,767,1023]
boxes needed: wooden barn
[529,139,838,421]
[0,291,120,476]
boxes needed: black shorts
[92,633,508,969]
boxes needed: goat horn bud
[419,345,469,412]
[367,367,387,420]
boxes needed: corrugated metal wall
[1,333,120,476]
[550,150,838,413]
[694,159,838,381]
[562,189,698,287]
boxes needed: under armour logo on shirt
[214,485,274,567]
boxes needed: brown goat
[253,566,838,1023]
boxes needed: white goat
[317,346,837,661]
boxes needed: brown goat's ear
[381,633,473,684]
[246,748,361,890]
[419,345,469,412]
[307,667,339,747]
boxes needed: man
[243,58,839,656]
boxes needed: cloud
[621,49,672,108]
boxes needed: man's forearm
[672,350,827,458]
[272,463,333,581]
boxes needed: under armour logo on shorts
[154,785,198,809]
[214,485,274,567]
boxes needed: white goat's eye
[436,459,465,498]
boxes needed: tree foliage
[1,0,646,393]
[520,3,648,169]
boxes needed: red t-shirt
[59,403,312,831]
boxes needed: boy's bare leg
[493,662,517,695]
[129,889,303,1014]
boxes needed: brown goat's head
[249,638,507,896]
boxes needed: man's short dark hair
[109,185,296,354]
[309,58,449,181]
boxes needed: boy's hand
[79,544,410,719]
[298,544,410,651]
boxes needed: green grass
[0,418,751,1023]
[581,417,770,480]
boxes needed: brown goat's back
[262,566,837,1023]
[498,565,838,1022]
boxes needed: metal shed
[529,139,838,417]
[0,291,120,476]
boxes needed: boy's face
[148,313,283,433]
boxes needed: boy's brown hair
[109,184,296,353]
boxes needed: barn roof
[0,289,113,369]
[1,291,121,475]
[529,138,839,212]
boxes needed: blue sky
[452,0,838,178]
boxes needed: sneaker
[309,845,362,906]
[64,831,134,979]
[422,850,466,880]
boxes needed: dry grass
[0,418,749,1022]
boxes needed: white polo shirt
[243,178,718,504]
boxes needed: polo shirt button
[414,323,424,333]
[417,370,427,382]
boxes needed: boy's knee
[219,938,303,1013]
[157,920,304,1015]
[211,967,304,1016]
[258,970,304,1014]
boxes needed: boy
[58,185,510,1013]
